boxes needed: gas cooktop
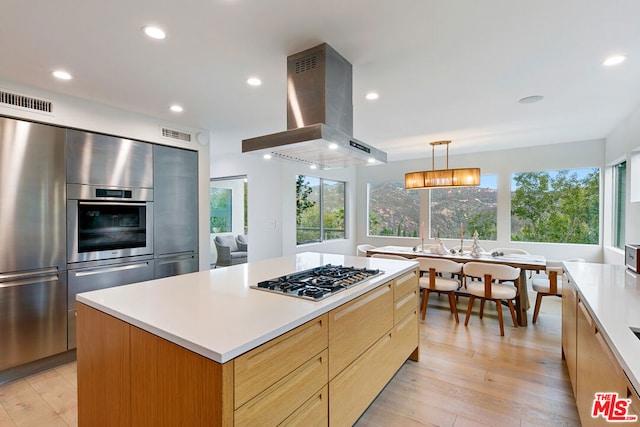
[251,264,383,301]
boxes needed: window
[210,187,232,233]
[210,176,248,235]
[368,180,420,237]
[613,161,626,249]
[429,175,498,240]
[510,168,599,244]
[296,175,345,244]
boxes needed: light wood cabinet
[77,267,420,426]
[234,314,327,408]
[562,273,577,396]
[576,298,627,426]
[235,350,328,426]
[328,282,393,379]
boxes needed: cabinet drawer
[392,309,419,367]
[235,314,328,408]
[329,331,396,426]
[394,269,419,300]
[394,288,418,324]
[280,385,328,427]
[235,349,328,427]
[328,283,393,379]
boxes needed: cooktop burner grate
[251,264,383,301]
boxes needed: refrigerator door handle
[0,268,61,287]
[73,262,151,277]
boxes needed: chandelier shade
[404,140,481,190]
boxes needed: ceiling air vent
[0,89,53,114]
[161,127,192,142]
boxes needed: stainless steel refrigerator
[153,145,199,278]
[0,117,67,371]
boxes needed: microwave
[625,244,640,273]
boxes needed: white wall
[209,131,357,261]
[0,80,212,270]
[356,139,605,263]
[604,106,640,264]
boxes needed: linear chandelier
[405,140,480,189]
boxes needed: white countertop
[564,262,640,392]
[76,252,418,363]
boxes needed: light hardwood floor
[0,291,578,426]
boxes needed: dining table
[366,245,547,326]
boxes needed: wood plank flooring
[0,291,578,426]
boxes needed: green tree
[296,175,316,225]
[511,169,599,244]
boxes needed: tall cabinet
[153,145,199,278]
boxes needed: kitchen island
[76,252,420,426]
[563,262,640,424]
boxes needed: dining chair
[356,244,376,257]
[370,253,408,260]
[462,262,520,336]
[531,258,585,323]
[418,258,463,322]
[486,247,529,255]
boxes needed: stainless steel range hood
[242,43,387,169]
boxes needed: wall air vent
[0,89,53,114]
[161,127,192,142]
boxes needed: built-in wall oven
[67,184,153,263]
[66,183,155,348]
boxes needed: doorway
[210,176,248,267]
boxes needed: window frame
[613,161,626,249]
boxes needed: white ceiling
[2,0,640,161]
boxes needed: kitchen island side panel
[76,302,131,426]
[77,302,233,427]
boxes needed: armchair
[214,234,247,267]
[236,234,248,251]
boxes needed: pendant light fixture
[405,140,480,189]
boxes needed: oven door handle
[73,262,151,277]
[77,201,148,207]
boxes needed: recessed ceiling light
[368,158,376,163]
[263,154,272,160]
[328,143,338,149]
[247,77,262,87]
[143,26,166,40]
[52,70,72,80]
[170,105,183,113]
[602,55,626,67]
[518,95,544,104]
[365,92,379,100]
[310,164,317,169]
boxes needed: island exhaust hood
[242,43,387,169]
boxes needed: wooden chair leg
[532,292,543,324]
[420,289,429,321]
[448,292,459,323]
[496,300,505,336]
[464,296,475,326]
[507,299,518,327]
[479,299,485,319]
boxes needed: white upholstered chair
[531,258,585,323]
[356,244,376,257]
[487,247,529,255]
[463,262,521,336]
[418,258,463,322]
[370,253,408,260]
